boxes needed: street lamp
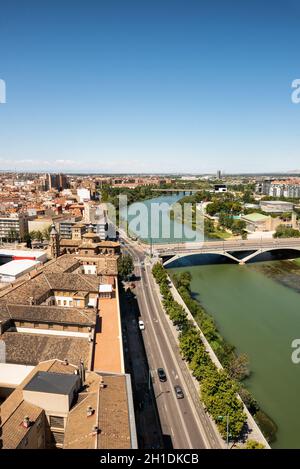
[218,414,230,449]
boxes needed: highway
[122,238,223,449]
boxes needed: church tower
[50,224,60,258]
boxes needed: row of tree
[169,268,277,443]
[152,263,250,442]
[273,224,300,238]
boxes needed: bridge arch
[161,246,300,266]
[241,246,300,263]
[162,251,240,266]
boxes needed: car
[157,368,167,382]
[138,320,145,330]
[174,385,184,399]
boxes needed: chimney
[86,405,94,417]
[99,376,105,388]
[22,416,30,428]
[80,359,85,384]
[92,425,99,435]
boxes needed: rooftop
[24,371,80,395]
[0,259,40,276]
[0,332,91,367]
[242,212,270,222]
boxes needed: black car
[174,385,184,399]
[157,368,167,382]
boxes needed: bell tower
[50,224,60,258]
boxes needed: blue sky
[0,0,300,173]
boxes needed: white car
[138,320,145,330]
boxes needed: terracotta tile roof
[5,304,96,326]
[63,374,131,449]
[1,360,133,450]
[1,400,44,449]
[0,332,91,368]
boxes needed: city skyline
[1,0,300,172]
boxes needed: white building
[77,188,91,202]
[0,259,40,283]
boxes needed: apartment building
[256,178,300,198]
[0,214,28,241]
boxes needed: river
[128,193,300,448]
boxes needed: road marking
[145,265,213,449]
[138,264,194,449]
[125,243,194,448]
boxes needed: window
[51,431,64,446]
[63,300,67,306]
[49,416,64,429]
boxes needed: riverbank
[168,269,276,444]
[167,256,300,448]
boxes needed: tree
[118,254,134,280]
[7,229,18,242]
[244,440,265,449]
[42,225,52,241]
[231,220,246,236]
[273,224,300,238]
[35,230,44,242]
[238,386,259,414]
[227,353,250,381]
[23,233,32,248]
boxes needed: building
[0,214,28,241]
[0,359,137,449]
[214,184,227,193]
[45,174,68,192]
[256,178,300,198]
[77,188,91,202]
[260,200,294,213]
[28,218,52,233]
[0,248,47,264]
[217,170,222,179]
[0,259,40,283]
[241,212,282,232]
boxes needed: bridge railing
[153,237,300,255]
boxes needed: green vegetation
[152,262,277,444]
[152,263,247,441]
[117,254,134,280]
[243,439,265,449]
[273,224,300,238]
[206,198,242,217]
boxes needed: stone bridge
[151,238,300,265]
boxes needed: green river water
[128,194,300,448]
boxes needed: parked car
[157,368,167,382]
[138,320,145,330]
[174,385,184,399]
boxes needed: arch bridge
[151,238,300,265]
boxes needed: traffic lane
[121,286,163,448]
[123,242,209,447]
[135,284,191,449]
[138,267,207,449]
[145,266,222,448]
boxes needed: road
[152,237,300,255]
[122,237,223,449]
